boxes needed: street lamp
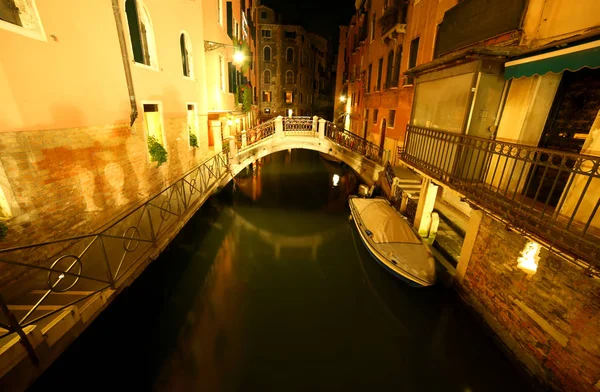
[339,95,347,103]
[233,50,245,65]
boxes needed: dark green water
[30,150,531,392]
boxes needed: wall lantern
[332,174,340,187]
[517,241,541,275]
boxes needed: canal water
[30,150,531,392]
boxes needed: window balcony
[399,125,600,266]
[379,0,407,42]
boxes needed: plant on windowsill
[0,221,7,241]
[189,133,198,148]
[239,83,253,113]
[148,135,168,167]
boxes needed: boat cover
[351,198,421,244]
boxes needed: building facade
[0,0,257,251]
[334,0,413,163]
[256,5,333,120]
[335,0,600,390]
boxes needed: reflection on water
[30,150,531,392]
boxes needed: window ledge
[183,75,196,81]
[134,62,159,72]
[0,20,46,41]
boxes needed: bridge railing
[0,148,230,363]
[324,121,387,165]
[235,116,388,166]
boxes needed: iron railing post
[0,294,39,366]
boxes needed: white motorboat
[349,196,436,287]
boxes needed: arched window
[180,32,193,78]
[263,46,271,61]
[286,47,294,63]
[125,0,157,67]
[286,70,295,84]
[264,69,271,84]
[385,49,394,88]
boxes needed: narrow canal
[30,150,531,392]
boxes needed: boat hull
[349,197,435,287]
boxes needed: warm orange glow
[517,241,541,274]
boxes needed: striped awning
[504,40,600,80]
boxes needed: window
[286,47,294,62]
[263,46,271,61]
[180,32,193,78]
[389,110,396,128]
[285,92,293,103]
[263,69,271,84]
[364,109,369,138]
[370,12,376,41]
[261,29,271,38]
[376,58,383,91]
[373,109,378,124]
[286,70,295,84]
[406,37,419,85]
[385,50,394,89]
[226,1,233,38]
[367,64,372,93]
[300,93,303,103]
[260,11,267,19]
[217,0,222,25]
[392,46,402,86]
[125,0,157,68]
[262,91,272,102]
[285,31,296,39]
[0,0,45,40]
[219,55,225,91]
[144,103,165,148]
[227,62,236,93]
[187,103,199,146]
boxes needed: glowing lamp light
[339,95,347,103]
[233,51,245,65]
[332,174,340,187]
[517,241,541,275]
[288,109,293,117]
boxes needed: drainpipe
[112,0,138,127]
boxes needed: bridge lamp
[332,174,340,187]
[339,95,347,103]
[517,240,541,275]
[233,50,245,65]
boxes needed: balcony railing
[379,0,408,37]
[400,125,600,267]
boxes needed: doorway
[526,68,600,207]
[380,118,387,148]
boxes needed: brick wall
[0,116,208,251]
[459,214,600,391]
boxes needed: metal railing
[236,119,276,151]
[236,117,388,166]
[325,122,387,165]
[400,125,600,266]
[0,148,230,362]
[283,116,315,136]
[378,0,408,36]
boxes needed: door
[379,119,387,158]
[526,68,600,207]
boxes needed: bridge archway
[224,117,388,186]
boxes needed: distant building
[334,0,411,163]
[256,5,333,120]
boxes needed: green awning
[505,40,600,80]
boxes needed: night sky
[260,0,355,50]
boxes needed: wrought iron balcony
[400,125,600,267]
[379,0,408,40]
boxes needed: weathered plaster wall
[459,214,600,391]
